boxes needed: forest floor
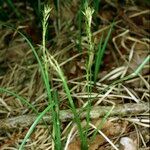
[0,0,149,150]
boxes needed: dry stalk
[0,102,149,130]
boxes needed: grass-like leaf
[6,0,22,19]
[19,104,54,150]
[112,55,150,85]
[47,54,87,149]
[91,104,115,141]
[52,90,62,149]
[94,23,114,83]
[0,88,37,113]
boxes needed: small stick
[0,102,149,130]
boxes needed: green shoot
[52,90,62,150]
[19,104,54,150]
[94,23,114,83]
[53,0,60,34]
[77,0,87,52]
[91,104,115,141]
[42,5,62,149]
[112,55,150,85]
[93,0,101,14]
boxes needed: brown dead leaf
[67,137,81,150]
[88,119,129,150]
[99,10,115,23]
[89,134,106,150]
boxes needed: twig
[0,102,149,130]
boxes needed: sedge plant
[0,23,55,149]
[0,3,86,149]
[43,4,87,150]
[0,5,60,149]
[82,1,94,143]
[0,1,149,149]
[41,5,62,150]
[82,2,116,146]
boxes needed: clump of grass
[41,4,87,150]
[1,1,149,150]
[47,46,87,149]
[0,3,87,149]
[0,4,61,149]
